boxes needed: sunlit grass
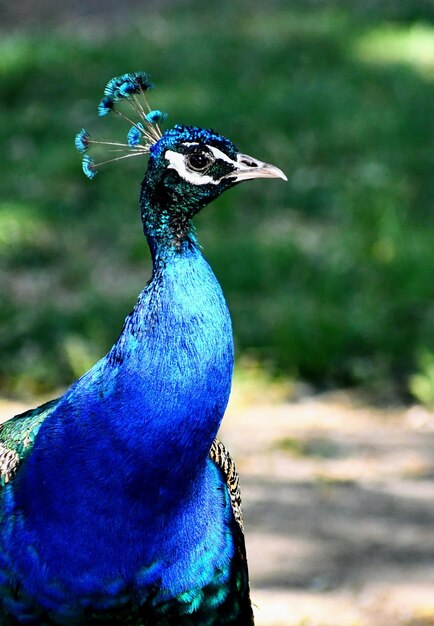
[0,202,52,254]
[353,24,434,78]
[410,352,434,409]
[0,36,33,73]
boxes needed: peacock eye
[186,151,213,172]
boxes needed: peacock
[0,71,286,625]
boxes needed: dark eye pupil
[188,153,210,171]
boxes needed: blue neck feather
[5,195,235,612]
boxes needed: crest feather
[75,71,167,179]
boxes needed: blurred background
[1,1,434,624]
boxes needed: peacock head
[75,72,286,244]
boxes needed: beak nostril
[240,158,258,168]
[231,153,287,182]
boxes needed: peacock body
[0,72,286,625]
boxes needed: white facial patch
[164,143,237,185]
[164,150,218,185]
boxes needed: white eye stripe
[164,142,237,185]
[182,142,235,165]
[164,150,220,185]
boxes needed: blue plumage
[0,71,286,625]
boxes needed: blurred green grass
[0,1,433,402]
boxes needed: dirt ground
[222,385,434,626]
[1,388,434,626]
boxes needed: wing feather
[209,438,254,624]
[0,398,58,486]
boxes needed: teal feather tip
[76,70,165,178]
[104,72,154,101]
[75,128,90,153]
[127,123,145,146]
[82,155,97,179]
[145,110,168,124]
[98,96,114,117]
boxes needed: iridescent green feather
[0,399,58,486]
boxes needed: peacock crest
[75,71,168,179]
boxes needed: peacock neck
[14,225,234,544]
[8,205,235,604]
[80,225,233,494]
[140,174,206,255]
[145,230,198,272]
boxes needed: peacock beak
[229,153,288,182]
